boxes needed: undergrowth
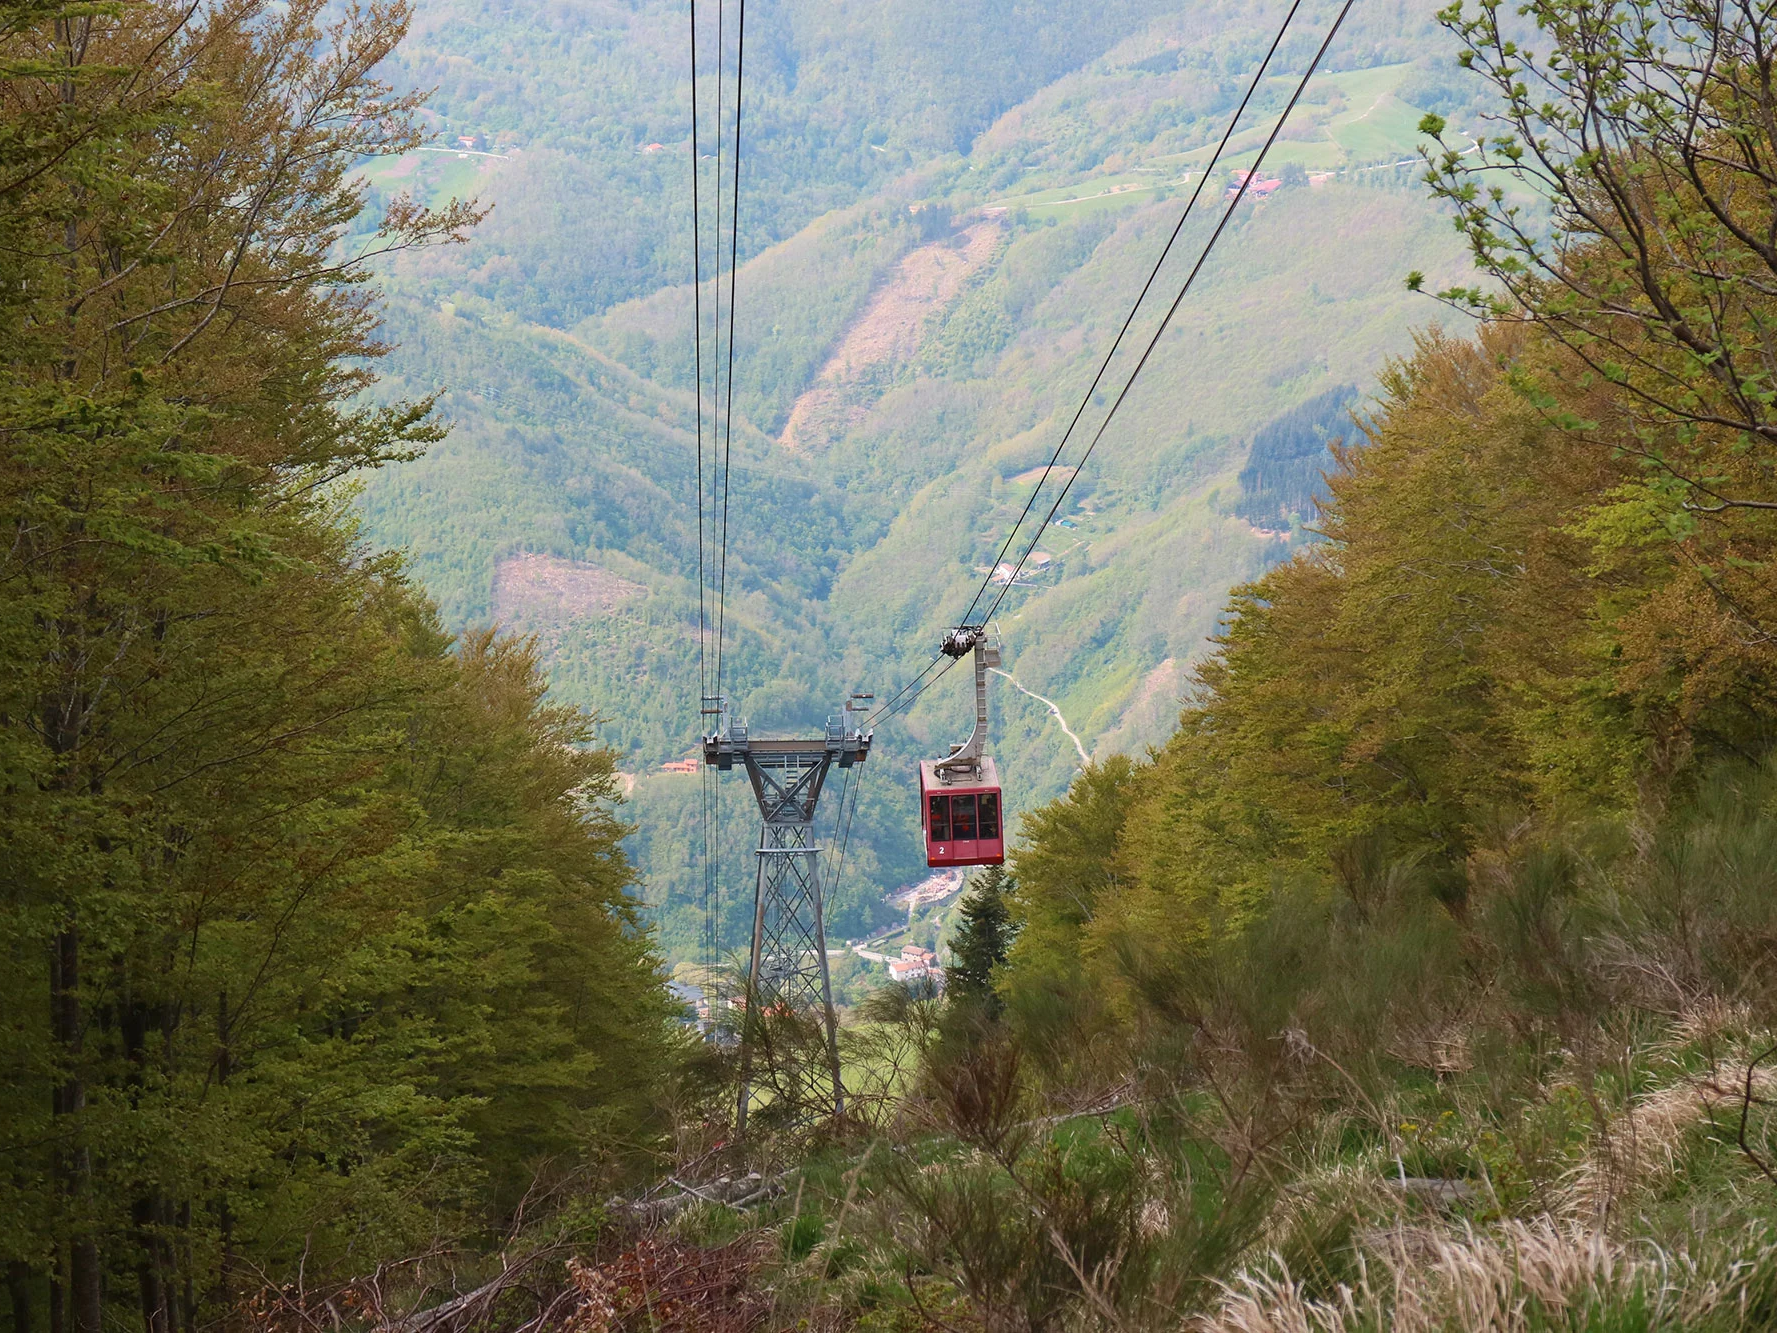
[555,763,1777,1332]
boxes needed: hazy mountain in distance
[355,0,1484,961]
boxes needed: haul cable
[713,0,745,705]
[872,0,1351,729]
[954,0,1310,632]
[690,0,749,973]
[689,0,715,971]
[981,0,1358,629]
[866,0,1316,731]
[713,0,747,980]
[824,757,867,928]
[863,653,948,728]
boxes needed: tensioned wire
[869,0,1354,730]
[713,0,745,707]
[688,0,714,972]
[690,0,749,975]
[951,0,1311,634]
[822,757,868,936]
[866,0,1311,733]
[714,0,747,977]
[980,0,1358,627]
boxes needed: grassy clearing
[1331,92,1434,163]
[982,62,1430,219]
[1022,187,1164,218]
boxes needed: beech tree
[1418,0,1777,530]
[0,1,676,1329]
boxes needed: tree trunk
[50,18,97,1311]
[52,930,100,1333]
[9,1261,32,1333]
[121,998,172,1333]
[131,1196,168,1333]
[211,993,230,1318]
[175,1203,194,1333]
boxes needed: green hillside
[356,0,1482,959]
[27,0,1777,1325]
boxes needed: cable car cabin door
[919,757,1004,868]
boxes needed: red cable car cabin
[920,756,1004,868]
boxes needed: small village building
[1227,168,1284,199]
[889,944,943,985]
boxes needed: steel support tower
[703,696,871,1132]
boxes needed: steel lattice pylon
[704,698,871,1132]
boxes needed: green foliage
[0,1,676,1326]
[1233,382,1358,527]
[947,865,1015,1011]
[918,2,1777,1305]
[371,0,1193,327]
[1420,0,1777,531]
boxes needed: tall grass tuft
[1198,1220,1777,1332]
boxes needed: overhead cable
[824,759,867,926]
[713,0,745,704]
[866,652,962,729]
[874,0,1351,730]
[689,0,716,973]
[983,0,1357,626]
[862,652,947,728]
[955,0,1310,630]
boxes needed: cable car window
[951,793,978,840]
[927,793,950,842]
[978,792,1000,840]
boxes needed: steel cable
[871,1,1356,732]
[689,0,716,973]
[824,758,867,929]
[713,0,745,706]
[982,0,1356,627]
[872,1,1338,733]
[954,0,1310,632]
[689,0,747,974]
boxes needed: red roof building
[1227,168,1284,200]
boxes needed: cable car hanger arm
[934,624,999,778]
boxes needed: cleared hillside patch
[491,551,646,625]
[782,219,1004,450]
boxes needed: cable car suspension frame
[920,626,1005,869]
[704,695,872,1132]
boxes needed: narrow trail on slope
[990,667,1089,766]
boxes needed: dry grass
[1191,1218,1776,1332]
[1192,1028,1777,1333]
[1561,1043,1777,1223]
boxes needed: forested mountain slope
[355,0,1481,957]
[30,0,1777,1324]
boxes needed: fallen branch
[382,1251,554,1333]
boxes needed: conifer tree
[948,866,1014,1012]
